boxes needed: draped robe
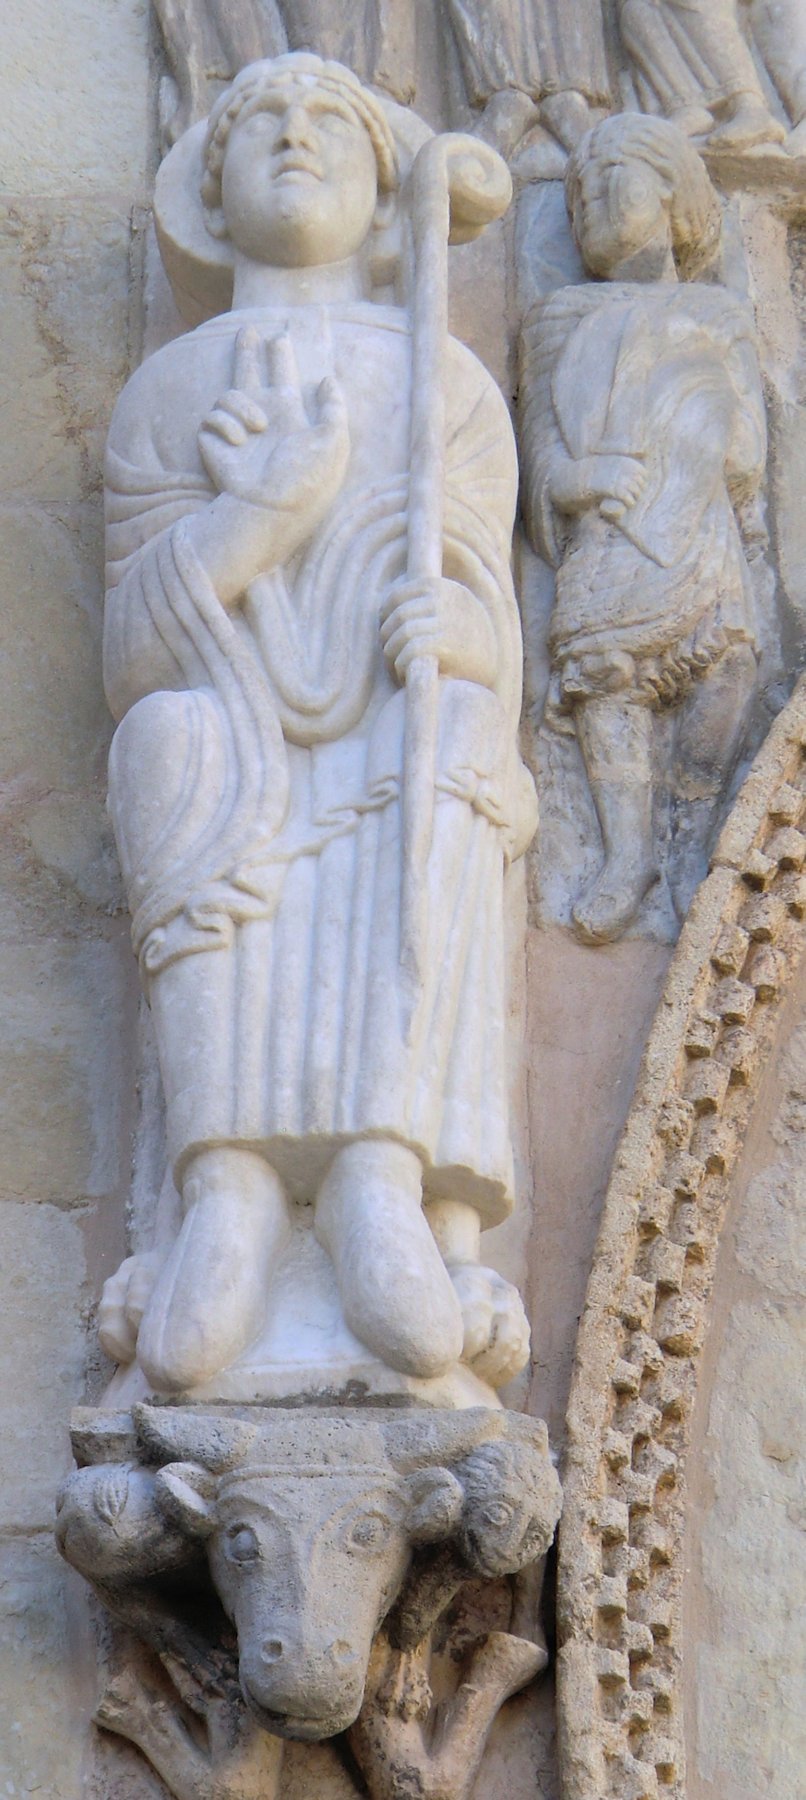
[618,0,767,117]
[104,302,534,1223]
[520,282,765,709]
[444,0,611,107]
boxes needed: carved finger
[265,330,302,395]
[379,578,438,625]
[313,376,349,439]
[379,599,435,645]
[233,326,265,395]
[392,635,439,678]
[201,409,248,447]
[384,622,438,668]
[217,391,268,434]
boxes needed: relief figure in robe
[520,116,766,943]
[99,54,534,1396]
[617,0,789,151]
[154,0,416,140]
[441,0,611,160]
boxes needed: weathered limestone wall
[0,4,150,1791]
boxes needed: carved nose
[277,106,317,152]
[260,1637,358,1668]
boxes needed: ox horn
[133,1404,259,1471]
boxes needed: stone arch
[557,675,806,1800]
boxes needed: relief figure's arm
[379,575,499,690]
[103,330,349,719]
[189,328,349,604]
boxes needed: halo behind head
[154,55,431,327]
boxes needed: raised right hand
[198,326,349,541]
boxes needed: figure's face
[572,155,671,280]
[220,78,378,267]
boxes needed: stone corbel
[59,1404,561,1799]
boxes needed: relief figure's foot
[448,1263,530,1388]
[710,95,786,150]
[315,1141,464,1379]
[136,1149,290,1394]
[572,851,658,945]
[669,102,716,138]
[786,116,806,158]
[99,1252,160,1365]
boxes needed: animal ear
[406,1467,464,1543]
[155,1462,216,1538]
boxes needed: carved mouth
[241,1681,361,1741]
[274,159,322,180]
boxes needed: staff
[400,133,512,1017]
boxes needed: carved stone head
[565,113,722,284]
[57,1406,561,1742]
[199,52,399,266]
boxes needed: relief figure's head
[565,114,722,284]
[201,53,399,268]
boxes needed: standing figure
[520,116,766,944]
[442,0,611,157]
[100,55,534,1395]
[618,0,786,149]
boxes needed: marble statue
[56,47,561,1800]
[98,53,535,1402]
[442,0,611,159]
[618,0,789,151]
[520,115,766,943]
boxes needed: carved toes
[448,1264,530,1386]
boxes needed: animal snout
[260,1635,358,1669]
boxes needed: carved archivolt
[557,673,806,1800]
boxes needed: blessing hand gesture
[199,326,350,545]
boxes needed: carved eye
[479,1501,515,1532]
[347,1513,390,1552]
[320,109,350,134]
[226,1524,260,1563]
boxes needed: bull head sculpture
[57,1405,561,1743]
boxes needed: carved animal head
[58,1408,561,1743]
[155,1453,462,1739]
[454,1439,561,1578]
[55,1462,194,1583]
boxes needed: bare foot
[540,88,596,151]
[448,1264,530,1387]
[474,88,539,157]
[137,1149,289,1393]
[709,96,786,150]
[316,1141,464,1379]
[572,852,658,945]
[786,117,806,158]
[99,1252,159,1364]
[669,103,716,138]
